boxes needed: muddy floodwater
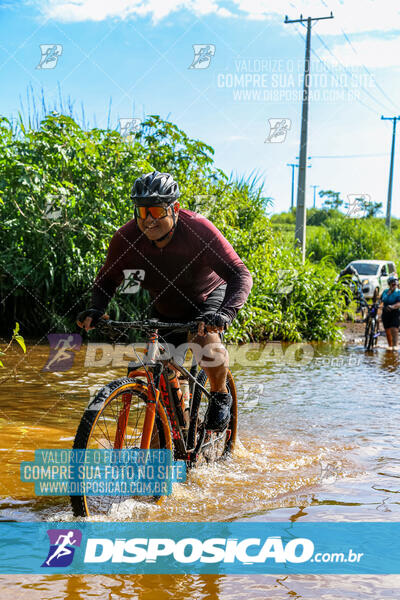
[1,336,400,599]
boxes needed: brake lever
[97,319,129,343]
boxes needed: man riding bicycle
[77,171,253,432]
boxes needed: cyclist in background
[338,264,363,308]
[77,171,253,431]
[380,275,400,350]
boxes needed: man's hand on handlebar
[195,312,230,336]
[76,309,109,332]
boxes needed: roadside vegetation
[1,103,346,342]
[271,206,400,271]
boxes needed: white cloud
[31,0,234,23]
[320,36,400,69]
[31,0,400,32]
[232,0,400,37]
[29,0,400,67]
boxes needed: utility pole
[310,184,319,208]
[288,158,312,210]
[287,163,298,210]
[284,11,334,262]
[381,115,400,230]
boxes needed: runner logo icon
[42,334,82,372]
[189,44,216,69]
[265,118,291,143]
[36,44,63,69]
[42,529,82,567]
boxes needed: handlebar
[97,318,200,333]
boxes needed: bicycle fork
[114,394,131,449]
[113,384,161,450]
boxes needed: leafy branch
[0,322,26,368]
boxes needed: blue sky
[1,0,400,216]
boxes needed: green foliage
[273,208,399,273]
[270,209,296,225]
[307,213,400,269]
[0,112,153,333]
[0,111,345,341]
[0,322,26,368]
[306,207,340,227]
[227,250,344,343]
[319,189,343,210]
[357,198,382,218]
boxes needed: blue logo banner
[0,522,399,574]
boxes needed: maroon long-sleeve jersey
[91,209,253,321]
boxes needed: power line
[314,31,394,113]
[340,27,399,112]
[317,0,399,112]
[294,26,378,115]
[310,152,388,159]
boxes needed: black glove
[197,311,231,331]
[76,308,104,327]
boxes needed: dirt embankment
[338,320,366,344]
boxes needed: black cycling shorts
[382,306,400,329]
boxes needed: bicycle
[70,318,238,517]
[339,270,368,322]
[364,301,380,351]
[355,287,369,322]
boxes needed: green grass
[0,95,349,342]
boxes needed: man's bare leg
[189,331,228,392]
[187,330,232,431]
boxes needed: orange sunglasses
[135,205,171,220]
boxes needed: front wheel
[188,370,237,465]
[360,303,368,322]
[364,318,371,349]
[366,318,377,351]
[70,377,172,518]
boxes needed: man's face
[136,202,179,241]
